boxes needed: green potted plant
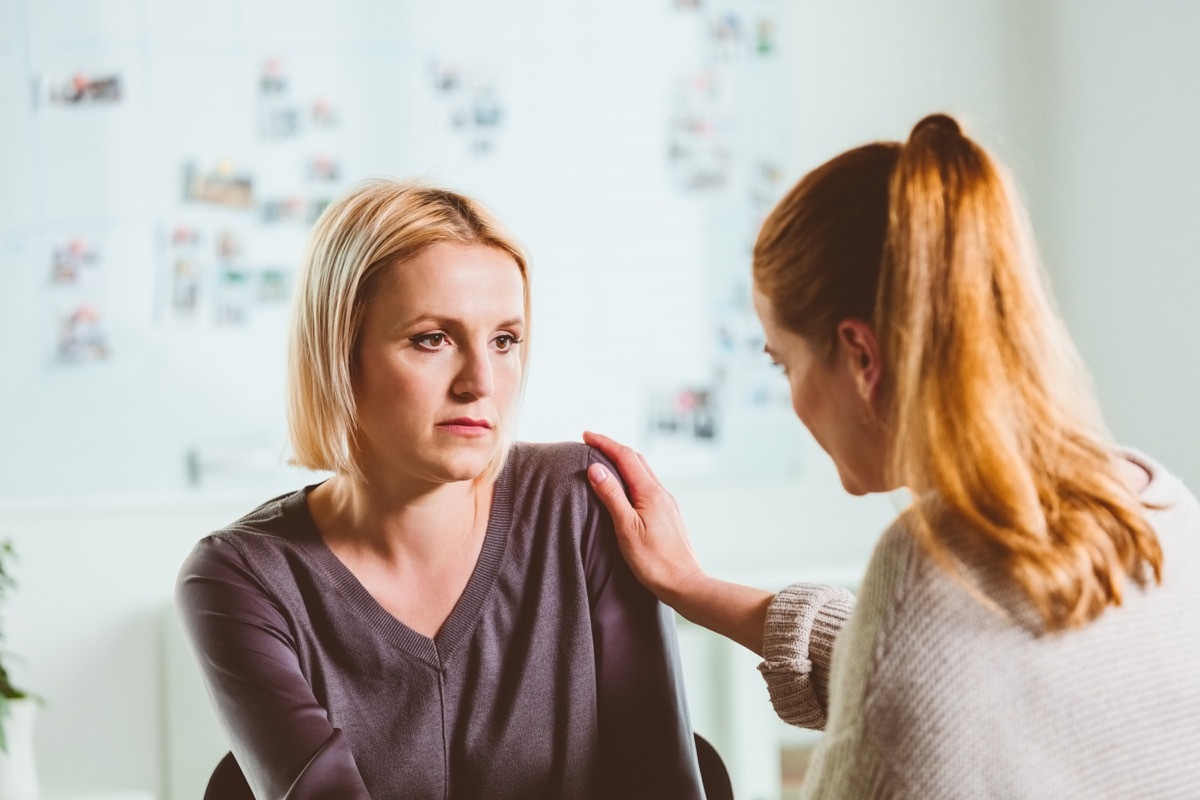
[0,538,39,800]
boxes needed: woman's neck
[310,472,493,569]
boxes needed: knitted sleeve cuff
[757,581,856,730]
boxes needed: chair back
[207,735,734,799]
[695,732,735,800]
[204,751,253,800]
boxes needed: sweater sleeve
[757,582,856,730]
[175,536,373,800]
[581,448,706,800]
[795,521,919,799]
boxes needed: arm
[582,431,774,656]
[176,537,372,799]
[583,448,706,800]
[583,431,856,729]
[758,583,855,729]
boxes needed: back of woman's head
[287,178,530,482]
[755,113,1161,632]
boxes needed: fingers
[634,451,666,490]
[586,461,637,529]
[582,431,655,493]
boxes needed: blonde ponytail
[755,114,1162,632]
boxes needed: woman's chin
[834,466,871,497]
[839,479,869,497]
[431,449,499,483]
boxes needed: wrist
[659,569,715,618]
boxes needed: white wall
[774,0,1051,183]
[1038,0,1200,489]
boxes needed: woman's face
[752,285,888,495]
[352,241,526,487]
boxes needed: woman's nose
[451,347,495,399]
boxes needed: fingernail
[589,463,608,483]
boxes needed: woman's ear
[836,319,882,402]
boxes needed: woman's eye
[411,333,448,350]
[493,334,522,352]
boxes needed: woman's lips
[436,418,492,437]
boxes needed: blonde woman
[177,180,705,799]
[585,114,1200,798]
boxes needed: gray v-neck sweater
[177,442,705,799]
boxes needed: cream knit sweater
[758,451,1200,799]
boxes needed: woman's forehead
[371,243,526,325]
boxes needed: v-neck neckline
[285,461,516,670]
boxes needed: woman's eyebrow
[397,314,525,330]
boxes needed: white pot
[0,697,39,800]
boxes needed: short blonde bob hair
[286,178,530,483]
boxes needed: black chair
[206,734,734,799]
[695,732,735,800]
[205,750,253,800]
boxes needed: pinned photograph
[430,61,463,95]
[215,268,251,325]
[260,58,288,96]
[467,88,503,154]
[183,160,255,208]
[710,12,744,60]
[39,72,122,106]
[311,97,338,129]
[215,229,242,260]
[756,17,777,56]
[747,158,785,249]
[49,238,100,285]
[171,257,201,314]
[306,155,341,183]
[159,225,205,317]
[429,59,505,155]
[172,225,202,248]
[262,104,301,140]
[55,304,110,363]
[667,71,731,190]
[647,386,718,442]
[258,269,290,303]
[259,58,302,140]
[307,198,332,224]
[260,196,307,224]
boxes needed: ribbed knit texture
[759,583,855,729]
[759,450,1200,799]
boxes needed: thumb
[587,462,637,529]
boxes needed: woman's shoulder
[505,441,616,494]
[183,486,319,575]
[1119,446,1190,509]
[851,505,1006,639]
[839,513,925,643]
[210,487,314,543]
[503,442,622,557]
[508,440,599,470]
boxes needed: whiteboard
[0,0,801,503]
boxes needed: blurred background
[0,1,1197,798]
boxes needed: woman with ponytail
[584,113,1200,798]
